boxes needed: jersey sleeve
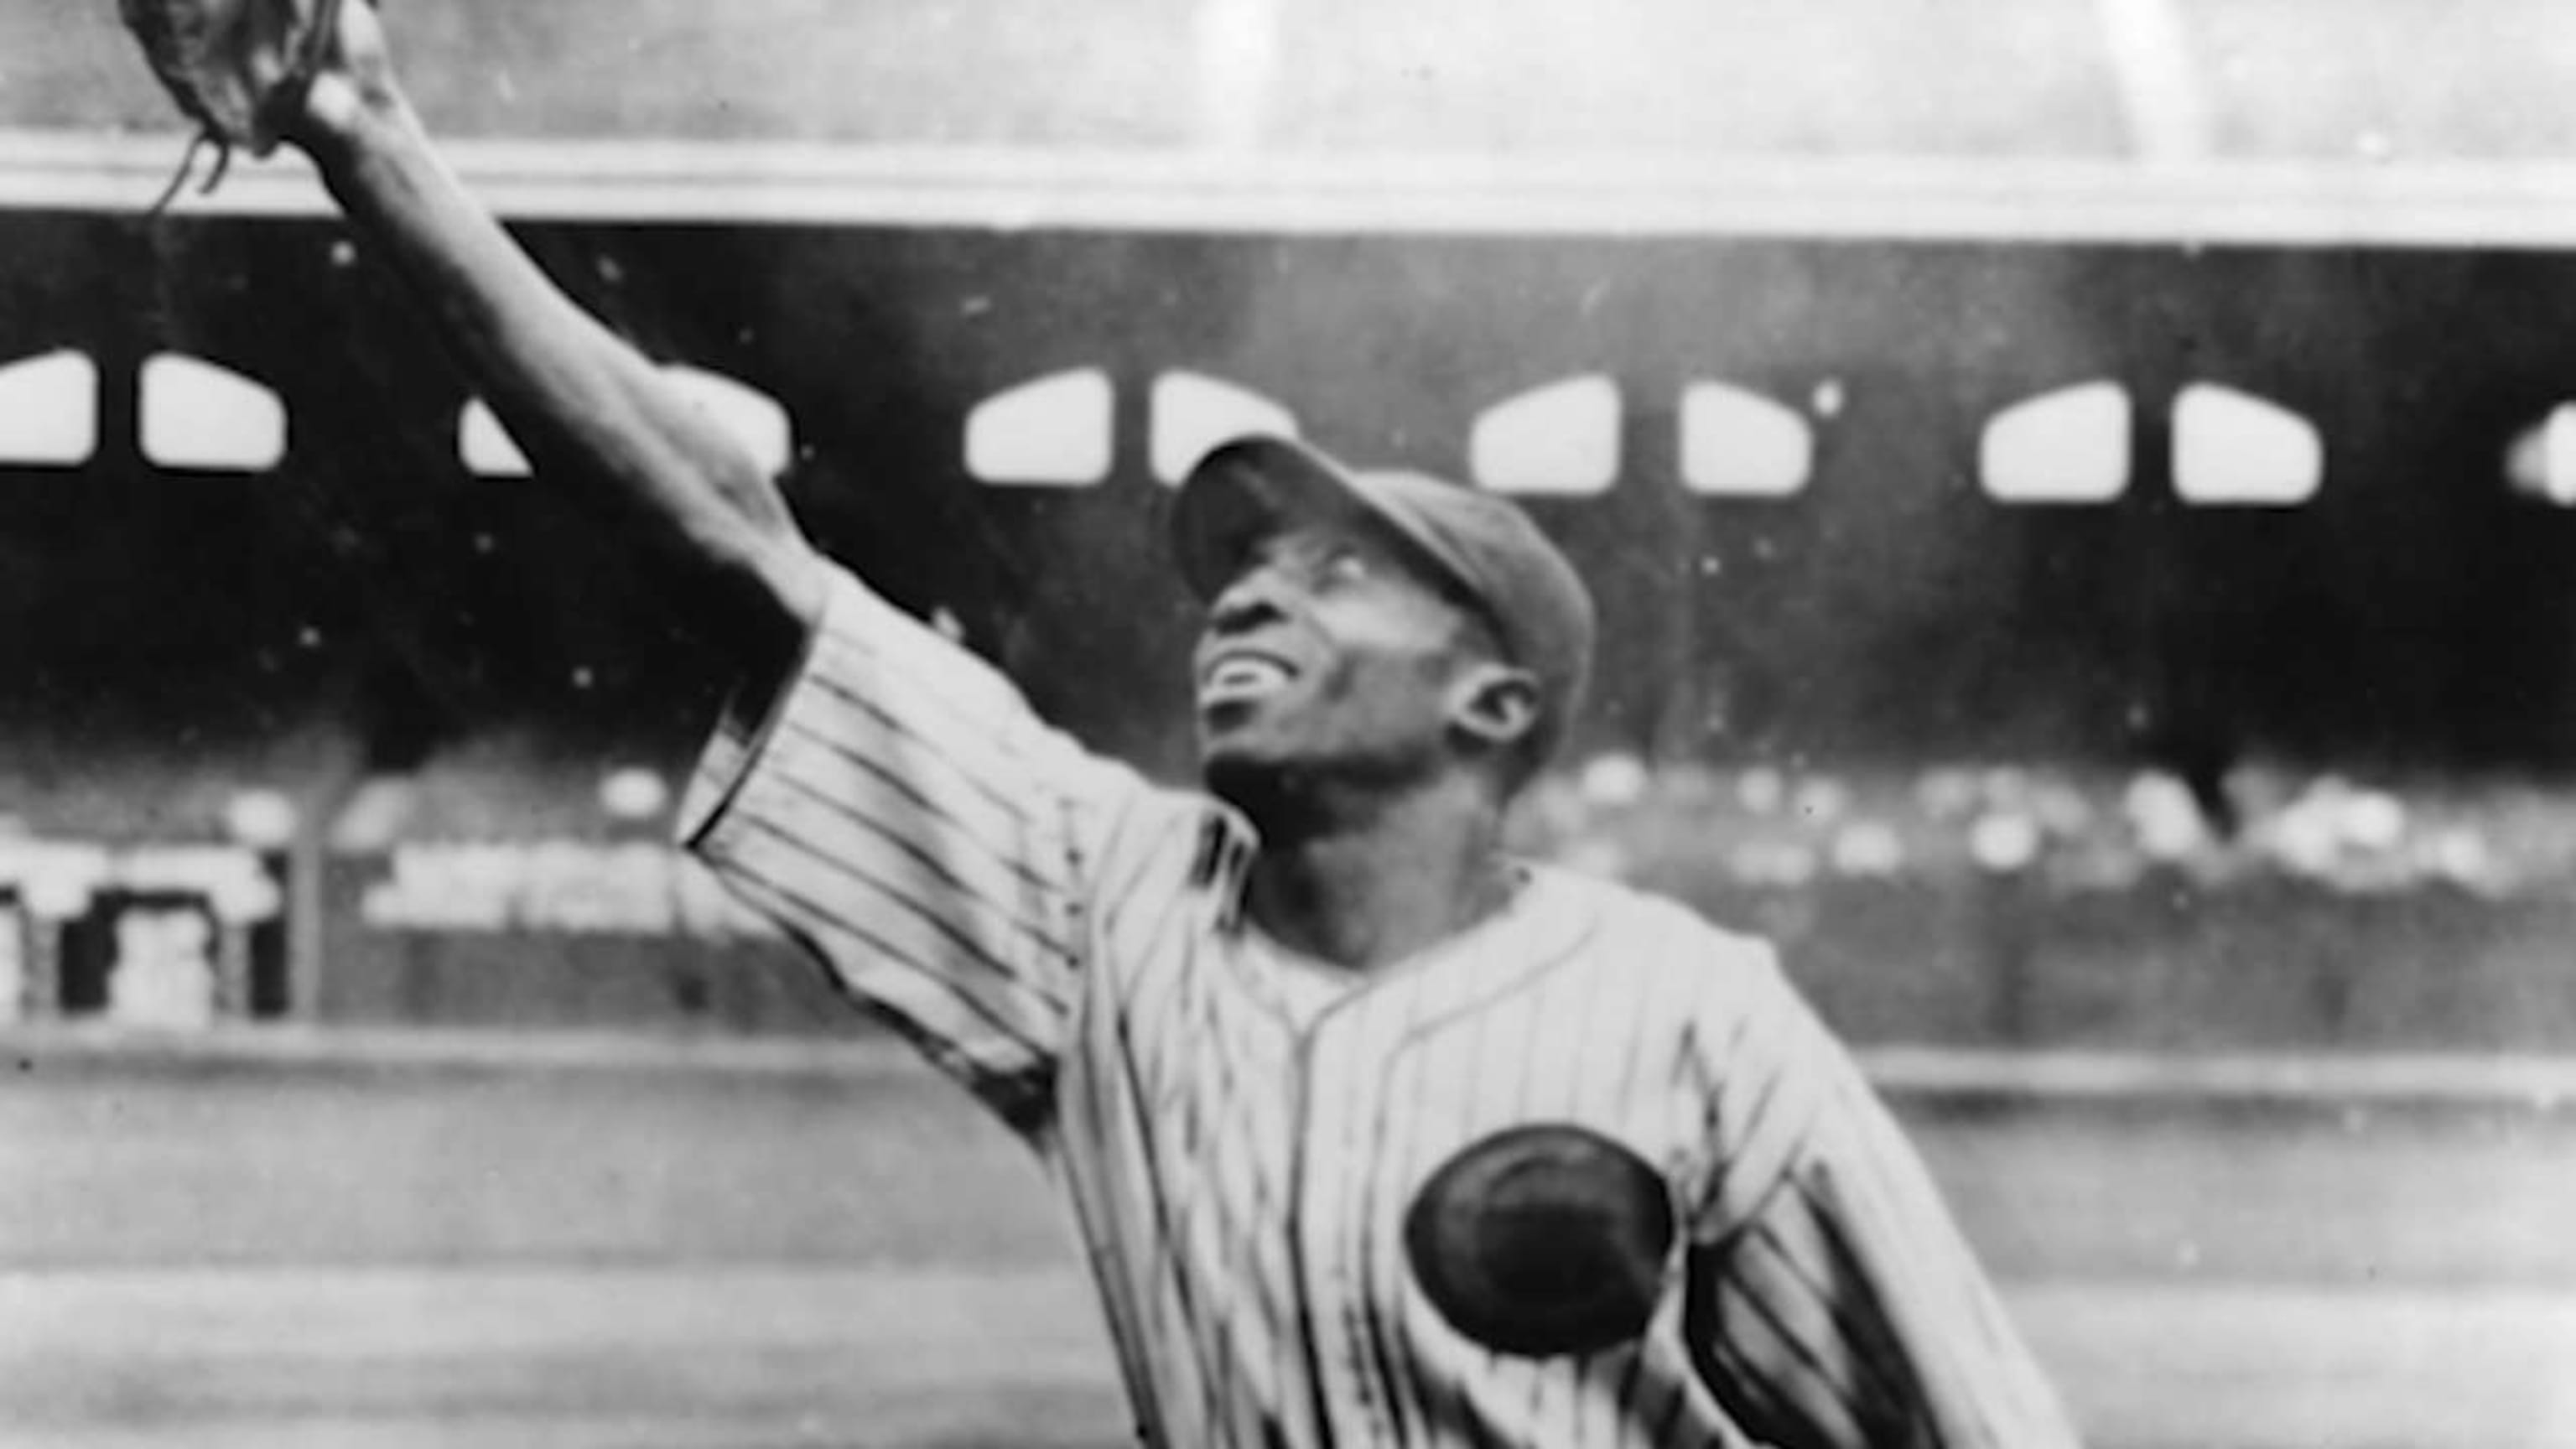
[1680,954,2082,1449]
[678,560,1156,1132]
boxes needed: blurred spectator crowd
[1512,756,2576,902]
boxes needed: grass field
[4,1029,2574,1447]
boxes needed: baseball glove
[117,0,351,207]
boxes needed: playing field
[5,1030,2573,1447]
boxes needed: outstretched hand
[285,0,397,148]
[117,0,393,194]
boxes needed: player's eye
[1314,546,1374,589]
[1257,534,1381,595]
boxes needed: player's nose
[1204,563,1293,636]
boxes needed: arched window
[1471,374,1619,496]
[964,368,1113,486]
[1980,382,2130,503]
[2506,403,2576,506]
[1679,382,1811,497]
[140,354,285,470]
[458,397,529,478]
[2173,383,2322,505]
[664,366,792,478]
[461,366,792,479]
[0,350,98,465]
[1151,371,1298,485]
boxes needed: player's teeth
[1210,658,1288,692]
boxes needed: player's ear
[1446,661,1541,758]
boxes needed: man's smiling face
[1192,516,1504,803]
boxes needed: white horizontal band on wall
[18,129,2576,247]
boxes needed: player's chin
[1194,697,1279,762]
[1197,729,1274,787]
[1198,733,1305,813]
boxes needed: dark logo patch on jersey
[1403,1123,1675,1358]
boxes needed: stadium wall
[8,210,2576,1047]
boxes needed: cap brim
[1170,434,1467,607]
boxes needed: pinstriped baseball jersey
[682,561,2080,1449]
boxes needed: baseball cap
[1171,434,1597,774]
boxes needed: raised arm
[282,2,824,676]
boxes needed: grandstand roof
[11,0,2576,244]
[8,0,2574,159]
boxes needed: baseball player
[112,3,2085,1445]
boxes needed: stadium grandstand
[10,0,2576,1043]
[4,0,2576,1047]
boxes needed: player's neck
[1241,779,1516,974]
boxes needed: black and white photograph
[3,1,2574,1445]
